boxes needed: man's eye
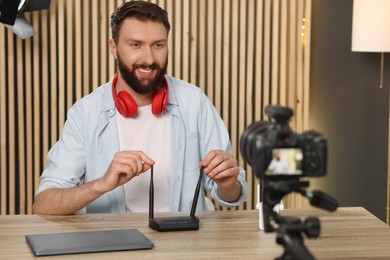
[130,43,140,48]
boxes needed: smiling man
[32,0,248,215]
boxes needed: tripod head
[262,178,338,260]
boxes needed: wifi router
[148,166,201,232]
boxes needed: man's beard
[117,54,167,94]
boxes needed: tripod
[261,178,338,260]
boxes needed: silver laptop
[26,228,154,256]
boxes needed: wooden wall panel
[0,0,311,214]
[0,24,6,215]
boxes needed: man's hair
[111,0,170,43]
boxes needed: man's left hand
[199,150,242,202]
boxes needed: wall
[310,0,390,221]
[0,0,311,214]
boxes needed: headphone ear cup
[151,87,166,115]
[115,91,138,117]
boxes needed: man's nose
[141,46,155,64]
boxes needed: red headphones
[111,73,169,117]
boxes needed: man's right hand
[32,150,154,215]
[96,150,155,193]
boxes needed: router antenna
[149,165,154,219]
[190,168,203,217]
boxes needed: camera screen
[265,148,303,176]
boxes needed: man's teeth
[139,68,152,73]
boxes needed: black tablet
[26,228,154,256]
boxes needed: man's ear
[109,39,118,59]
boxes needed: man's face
[110,17,169,94]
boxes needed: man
[32,0,248,215]
[267,150,289,174]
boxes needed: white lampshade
[352,0,390,52]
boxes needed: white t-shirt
[267,159,289,174]
[116,105,171,212]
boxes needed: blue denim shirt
[36,75,248,213]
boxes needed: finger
[210,165,239,180]
[112,154,137,173]
[199,150,219,166]
[122,150,155,165]
[135,159,144,175]
[207,159,236,178]
[139,155,155,166]
[114,159,138,177]
[103,163,136,191]
[199,150,226,169]
[203,152,233,174]
[123,157,145,176]
[142,163,153,172]
[129,158,154,176]
[115,151,155,174]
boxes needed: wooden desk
[0,207,389,259]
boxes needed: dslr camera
[240,105,327,180]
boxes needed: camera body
[240,105,327,180]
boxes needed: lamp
[0,0,51,39]
[351,0,390,224]
[351,0,390,88]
